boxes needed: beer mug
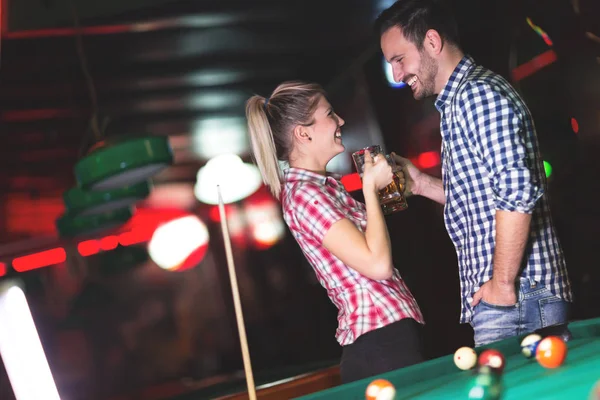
[352,145,408,215]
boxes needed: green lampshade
[56,207,133,238]
[64,181,151,216]
[543,160,553,178]
[74,136,173,191]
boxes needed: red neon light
[418,151,441,169]
[341,173,362,192]
[571,117,579,134]
[12,248,66,272]
[76,229,154,257]
[78,240,101,257]
[99,236,119,251]
[5,208,202,273]
[4,24,134,39]
[118,229,153,246]
[511,49,557,82]
[0,262,6,277]
[208,204,240,223]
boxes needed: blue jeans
[470,278,571,347]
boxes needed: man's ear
[424,29,443,55]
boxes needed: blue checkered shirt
[435,55,573,323]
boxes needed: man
[376,0,573,347]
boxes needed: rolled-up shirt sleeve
[291,182,346,244]
[458,81,544,213]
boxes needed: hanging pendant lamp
[56,207,133,238]
[67,1,173,192]
[55,1,170,239]
[194,154,262,205]
[64,180,151,216]
[74,135,172,191]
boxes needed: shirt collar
[434,55,475,112]
[283,167,341,188]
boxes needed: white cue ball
[454,346,477,370]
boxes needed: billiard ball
[520,333,542,358]
[478,349,505,374]
[536,336,567,369]
[454,347,478,370]
[476,364,502,377]
[365,379,396,400]
[466,371,502,400]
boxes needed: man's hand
[391,152,422,197]
[471,279,517,307]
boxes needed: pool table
[296,317,600,400]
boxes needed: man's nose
[393,66,405,83]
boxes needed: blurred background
[0,0,598,398]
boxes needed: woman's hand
[362,150,393,193]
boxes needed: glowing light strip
[0,282,61,400]
[12,248,66,272]
[526,17,553,46]
[511,49,557,82]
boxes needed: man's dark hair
[375,0,461,50]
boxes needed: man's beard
[414,50,438,100]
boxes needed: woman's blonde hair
[246,81,325,199]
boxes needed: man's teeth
[335,132,341,138]
[407,76,417,87]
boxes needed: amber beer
[378,168,408,214]
[352,146,408,215]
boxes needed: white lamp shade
[148,216,209,271]
[194,154,262,205]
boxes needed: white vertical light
[0,281,61,400]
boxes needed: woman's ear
[293,125,312,143]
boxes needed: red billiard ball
[478,349,505,374]
[536,336,567,369]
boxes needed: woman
[246,81,425,383]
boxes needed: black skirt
[339,318,426,384]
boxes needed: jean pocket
[479,299,517,310]
[522,283,551,299]
[539,296,569,328]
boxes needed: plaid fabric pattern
[281,168,424,346]
[435,55,573,324]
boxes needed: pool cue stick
[217,185,257,400]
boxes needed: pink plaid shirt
[281,168,424,346]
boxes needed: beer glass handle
[384,154,396,167]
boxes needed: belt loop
[530,279,537,288]
[518,278,527,302]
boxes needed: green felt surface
[296,318,600,400]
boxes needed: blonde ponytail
[245,81,326,200]
[246,96,283,199]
